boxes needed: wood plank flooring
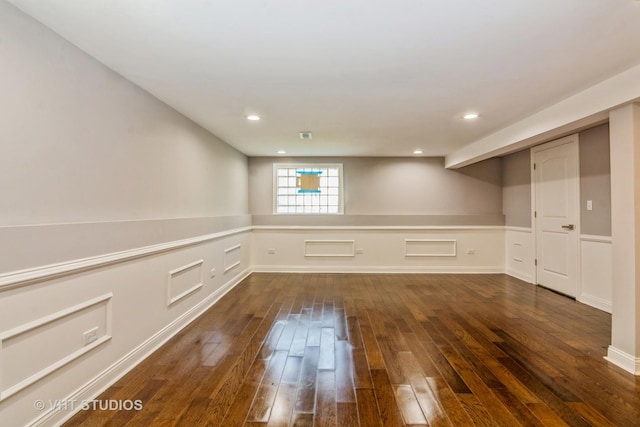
[64,273,640,426]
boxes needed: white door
[533,136,580,297]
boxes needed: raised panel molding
[0,227,251,291]
[0,294,112,401]
[512,242,524,262]
[579,237,612,313]
[304,240,355,257]
[30,269,251,427]
[167,260,204,306]
[224,244,242,273]
[404,239,457,257]
[253,227,504,271]
[0,228,253,426]
[505,228,534,284]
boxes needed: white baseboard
[605,346,640,375]
[505,268,534,284]
[29,268,251,427]
[251,265,505,274]
[578,294,612,314]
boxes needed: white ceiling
[8,0,640,157]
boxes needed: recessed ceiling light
[277,150,286,154]
[463,113,479,120]
[413,149,423,155]
[246,114,261,121]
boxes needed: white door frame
[530,134,581,296]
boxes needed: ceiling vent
[299,131,313,140]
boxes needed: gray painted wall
[502,150,532,228]
[249,156,504,225]
[0,1,248,226]
[580,124,611,236]
[0,2,249,271]
[501,123,612,235]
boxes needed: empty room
[2,1,640,426]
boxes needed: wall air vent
[299,131,313,140]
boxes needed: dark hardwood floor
[65,273,640,426]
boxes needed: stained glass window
[273,164,343,214]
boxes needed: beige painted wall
[502,150,532,228]
[249,156,504,224]
[580,124,611,236]
[0,1,248,272]
[501,123,612,235]
[0,1,247,227]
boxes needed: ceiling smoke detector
[299,131,313,140]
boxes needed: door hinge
[533,163,536,170]
[535,259,538,266]
[534,211,537,218]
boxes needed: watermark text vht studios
[34,399,143,411]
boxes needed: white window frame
[272,163,344,214]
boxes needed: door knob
[561,224,575,230]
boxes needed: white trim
[580,234,612,244]
[253,225,504,231]
[29,268,251,427]
[605,346,640,375]
[0,215,251,230]
[504,226,532,233]
[0,224,503,291]
[0,226,251,291]
[224,244,242,253]
[505,228,535,284]
[530,140,539,286]
[167,260,204,306]
[404,239,457,257]
[505,269,534,284]
[530,133,580,154]
[304,240,355,257]
[512,242,524,262]
[223,244,242,273]
[224,261,241,273]
[578,294,612,314]
[168,284,203,307]
[0,294,113,401]
[251,265,504,274]
[167,259,204,277]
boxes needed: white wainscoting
[2,222,616,425]
[504,227,534,283]
[405,239,457,257]
[224,244,242,273]
[252,226,504,273]
[0,227,251,427]
[0,294,112,402]
[167,260,204,306]
[504,228,612,312]
[579,235,612,313]
[304,240,355,257]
